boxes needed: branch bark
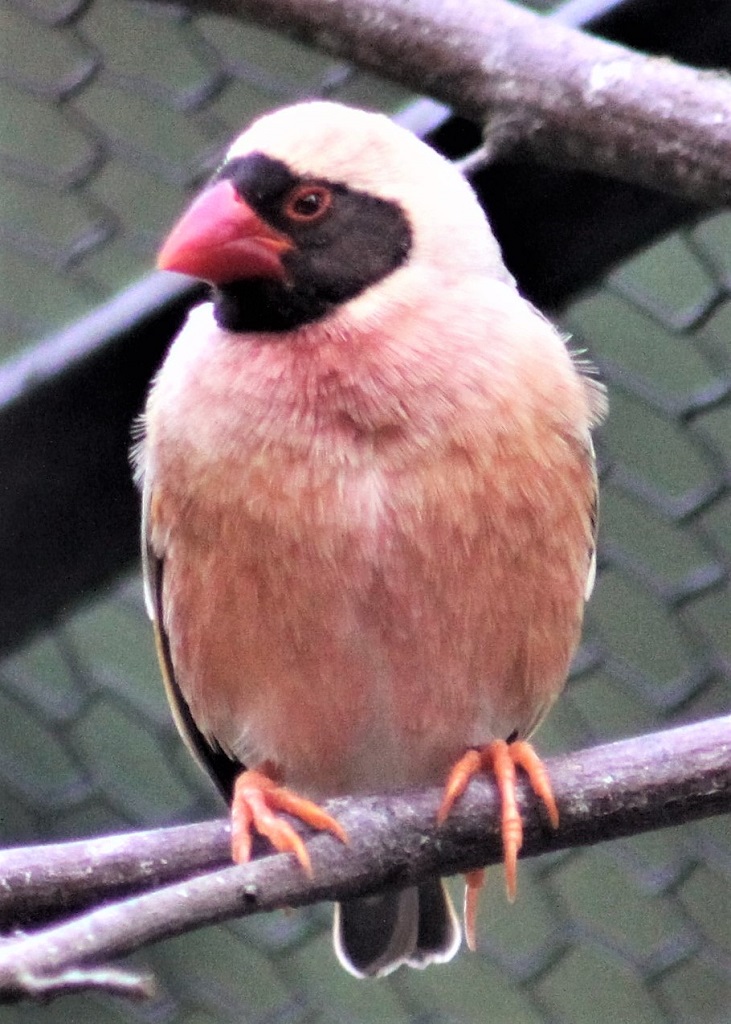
[0,819,231,931]
[160,0,731,206]
[0,716,729,1002]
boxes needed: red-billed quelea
[134,101,606,978]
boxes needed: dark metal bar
[0,277,202,651]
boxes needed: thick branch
[0,819,231,931]
[164,0,731,206]
[0,716,729,1002]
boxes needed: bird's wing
[141,479,241,803]
[580,368,606,603]
[584,435,600,603]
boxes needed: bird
[134,100,606,978]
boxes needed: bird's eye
[283,184,332,223]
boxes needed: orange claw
[231,765,348,877]
[463,868,485,952]
[438,739,559,948]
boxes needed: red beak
[156,180,292,283]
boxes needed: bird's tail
[333,880,461,978]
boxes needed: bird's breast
[145,307,594,797]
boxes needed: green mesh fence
[0,1,729,1023]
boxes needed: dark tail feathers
[333,879,460,978]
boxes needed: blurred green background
[0,1,729,1022]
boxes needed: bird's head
[157,101,512,334]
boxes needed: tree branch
[1,964,156,1003]
[160,0,731,206]
[0,820,231,931]
[0,716,729,1002]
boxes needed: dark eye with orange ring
[283,184,332,223]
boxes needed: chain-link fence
[0,1,729,1022]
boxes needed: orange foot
[437,739,559,950]
[231,762,348,876]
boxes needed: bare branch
[160,0,731,206]
[4,965,156,1003]
[0,716,729,1003]
[0,820,230,931]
